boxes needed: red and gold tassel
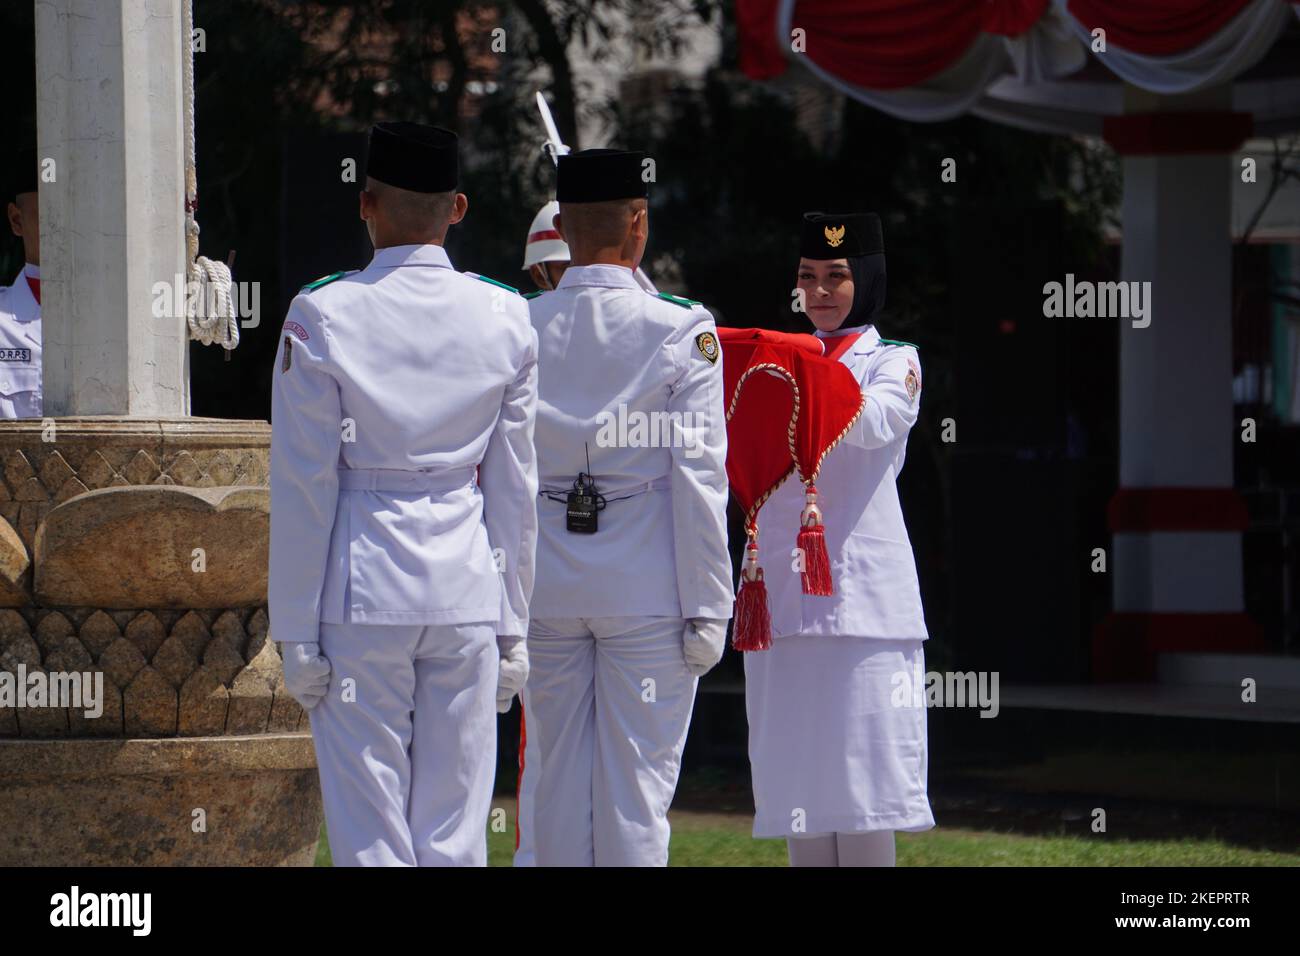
[732,533,772,651]
[797,483,833,596]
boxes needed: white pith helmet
[522,200,570,270]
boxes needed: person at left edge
[0,146,42,419]
[269,122,539,866]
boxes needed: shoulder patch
[299,270,352,294]
[522,290,544,300]
[694,331,720,365]
[657,292,702,309]
[879,337,919,350]
[904,360,920,403]
[283,319,310,341]
[473,274,521,295]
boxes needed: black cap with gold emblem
[556,148,649,203]
[800,212,883,260]
[364,122,458,193]
[799,210,888,328]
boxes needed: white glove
[496,635,529,714]
[281,641,331,711]
[682,618,728,677]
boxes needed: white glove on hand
[682,618,728,677]
[497,635,529,714]
[281,641,331,711]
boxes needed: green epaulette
[523,290,544,300]
[474,274,520,295]
[879,337,919,350]
[657,292,702,309]
[300,271,352,293]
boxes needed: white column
[1115,145,1242,611]
[35,0,189,416]
[1101,85,1256,678]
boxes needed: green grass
[314,798,1300,866]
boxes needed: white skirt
[745,634,935,838]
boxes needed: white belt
[338,466,477,493]
[538,475,671,498]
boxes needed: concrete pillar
[1095,86,1263,679]
[35,0,189,416]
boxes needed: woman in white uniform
[745,211,933,867]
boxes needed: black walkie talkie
[566,443,600,534]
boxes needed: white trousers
[527,615,697,866]
[512,684,541,867]
[309,620,498,866]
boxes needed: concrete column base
[1093,612,1265,682]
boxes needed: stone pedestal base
[0,733,320,865]
[0,417,321,866]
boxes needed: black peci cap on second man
[800,212,883,259]
[364,122,458,193]
[556,148,648,203]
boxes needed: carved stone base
[0,418,320,866]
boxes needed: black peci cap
[364,122,459,193]
[800,212,883,260]
[556,148,649,203]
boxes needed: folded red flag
[718,327,865,650]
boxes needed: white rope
[182,0,238,350]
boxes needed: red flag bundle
[718,328,865,651]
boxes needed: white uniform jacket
[269,244,539,644]
[527,264,732,621]
[0,265,43,419]
[757,324,927,641]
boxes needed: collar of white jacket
[368,243,452,271]
[555,263,639,291]
[815,322,877,343]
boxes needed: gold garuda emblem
[824,224,846,248]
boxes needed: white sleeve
[269,295,342,645]
[667,313,734,621]
[479,317,540,638]
[843,346,921,450]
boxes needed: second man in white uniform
[526,149,733,866]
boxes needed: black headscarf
[843,252,886,329]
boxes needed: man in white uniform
[270,122,538,867]
[513,200,570,867]
[0,147,42,419]
[526,149,733,866]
